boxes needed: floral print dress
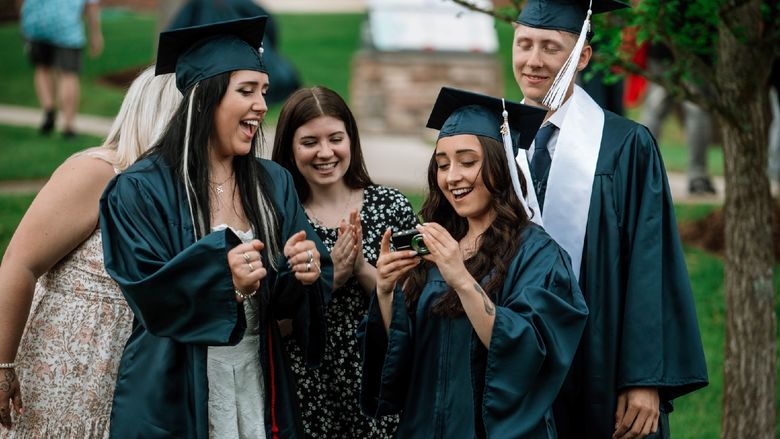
[2,228,133,439]
[283,185,418,438]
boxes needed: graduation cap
[515,0,629,110]
[156,15,268,93]
[426,87,546,218]
[426,87,546,156]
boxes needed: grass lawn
[0,125,103,180]
[0,10,363,122]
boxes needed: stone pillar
[350,49,503,136]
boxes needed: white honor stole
[518,86,604,279]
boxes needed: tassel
[182,83,203,241]
[500,99,533,219]
[542,2,592,110]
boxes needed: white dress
[207,226,266,439]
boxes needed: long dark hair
[402,135,531,316]
[271,86,373,202]
[147,71,282,263]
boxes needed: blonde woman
[0,66,180,437]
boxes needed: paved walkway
[0,103,727,204]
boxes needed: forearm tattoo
[475,282,495,316]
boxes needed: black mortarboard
[516,0,629,35]
[426,87,546,155]
[156,15,267,93]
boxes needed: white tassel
[500,100,533,220]
[182,83,202,241]
[542,4,592,110]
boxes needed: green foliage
[0,125,103,181]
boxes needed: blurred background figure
[0,66,179,437]
[20,0,103,138]
[639,42,716,195]
[166,0,301,105]
[577,41,624,116]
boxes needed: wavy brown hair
[401,135,532,317]
[271,86,373,202]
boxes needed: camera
[391,228,429,255]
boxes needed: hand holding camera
[405,223,470,292]
[376,228,420,296]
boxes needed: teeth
[243,120,258,126]
[452,188,472,196]
[313,162,337,170]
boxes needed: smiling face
[511,24,591,108]
[292,115,351,189]
[211,70,269,158]
[434,134,494,223]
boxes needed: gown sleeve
[100,174,246,345]
[262,161,333,368]
[357,287,414,418]
[614,127,708,400]
[482,230,589,438]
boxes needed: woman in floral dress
[0,66,180,438]
[272,86,417,438]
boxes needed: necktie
[530,123,557,213]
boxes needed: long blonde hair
[84,66,181,171]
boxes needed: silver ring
[242,252,251,263]
[305,262,311,273]
[248,262,254,271]
[306,249,313,264]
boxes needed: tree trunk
[717,1,776,438]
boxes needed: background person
[0,66,180,437]
[359,87,588,438]
[272,86,416,438]
[99,17,332,438]
[20,0,103,137]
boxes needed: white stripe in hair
[182,83,202,241]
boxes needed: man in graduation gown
[511,1,708,437]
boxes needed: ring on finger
[306,262,311,273]
[248,262,254,272]
[242,252,251,263]
[306,249,313,264]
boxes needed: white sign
[368,0,498,53]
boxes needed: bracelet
[0,362,16,369]
[234,288,258,300]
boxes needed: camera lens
[411,234,429,254]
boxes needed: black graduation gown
[359,225,589,438]
[552,111,709,438]
[99,155,332,439]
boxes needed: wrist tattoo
[474,282,495,316]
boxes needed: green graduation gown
[552,111,709,438]
[359,225,589,438]
[99,155,332,439]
